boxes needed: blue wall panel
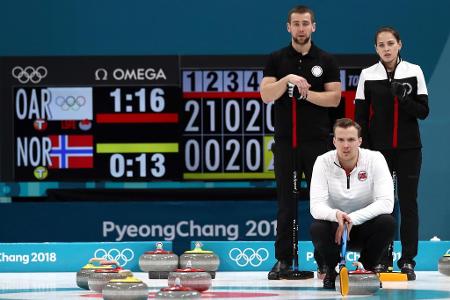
[0,0,449,241]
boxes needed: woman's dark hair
[374,26,401,45]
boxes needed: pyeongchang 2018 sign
[0,241,171,272]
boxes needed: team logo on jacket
[311,65,323,77]
[358,171,368,181]
[403,82,413,95]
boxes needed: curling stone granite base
[438,253,450,276]
[76,269,95,290]
[155,286,200,299]
[139,252,178,273]
[168,270,212,292]
[88,270,130,293]
[335,271,381,295]
[179,253,219,274]
[103,277,148,300]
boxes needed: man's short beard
[293,36,310,46]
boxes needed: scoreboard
[0,55,374,183]
[182,68,272,179]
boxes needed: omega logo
[95,68,166,81]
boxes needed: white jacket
[310,148,394,225]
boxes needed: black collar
[288,41,319,58]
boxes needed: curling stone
[88,261,131,292]
[139,242,179,279]
[102,273,148,300]
[179,242,219,279]
[335,262,381,295]
[76,258,109,290]
[438,250,450,276]
[168,261,212,292]
[155,278,201,299]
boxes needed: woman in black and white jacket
[355,26,429,280]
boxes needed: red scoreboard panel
[0,55,375,182]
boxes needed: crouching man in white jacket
[310,118,395,289]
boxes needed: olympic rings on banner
[94,248,135,267]
[228,247,269,267]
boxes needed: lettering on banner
[306,251,402,263]
[102,219,278,241]
[0,252,57,265]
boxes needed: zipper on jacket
[334,162,352,189]
[346,174,350,189]
[381,59,401,149]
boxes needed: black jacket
[263,43,340,143]
[355,60,429,149]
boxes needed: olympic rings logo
[94,248,135,267]
[12,66,48,84]
[54,95,87,111]
[228,247,269,267]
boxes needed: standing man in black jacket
[260,5,341,280]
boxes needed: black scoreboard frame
[0,54,377,191]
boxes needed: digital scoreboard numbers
[181,69,275,180]
[13,86,181,181]
[93,86,181,180]
[9,56,182,181]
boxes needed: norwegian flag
[48,135,93,169]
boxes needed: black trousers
[380,148,421,267]
[272,139,328,261]
[310,214,396,271]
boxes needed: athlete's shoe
[373,264,388,273]
[400,263,416,280]
[323,270,337,289]
[268,260,291,280]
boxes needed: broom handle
[387,171,398,270]
[340,225,348,267]
[288,82,299,271]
